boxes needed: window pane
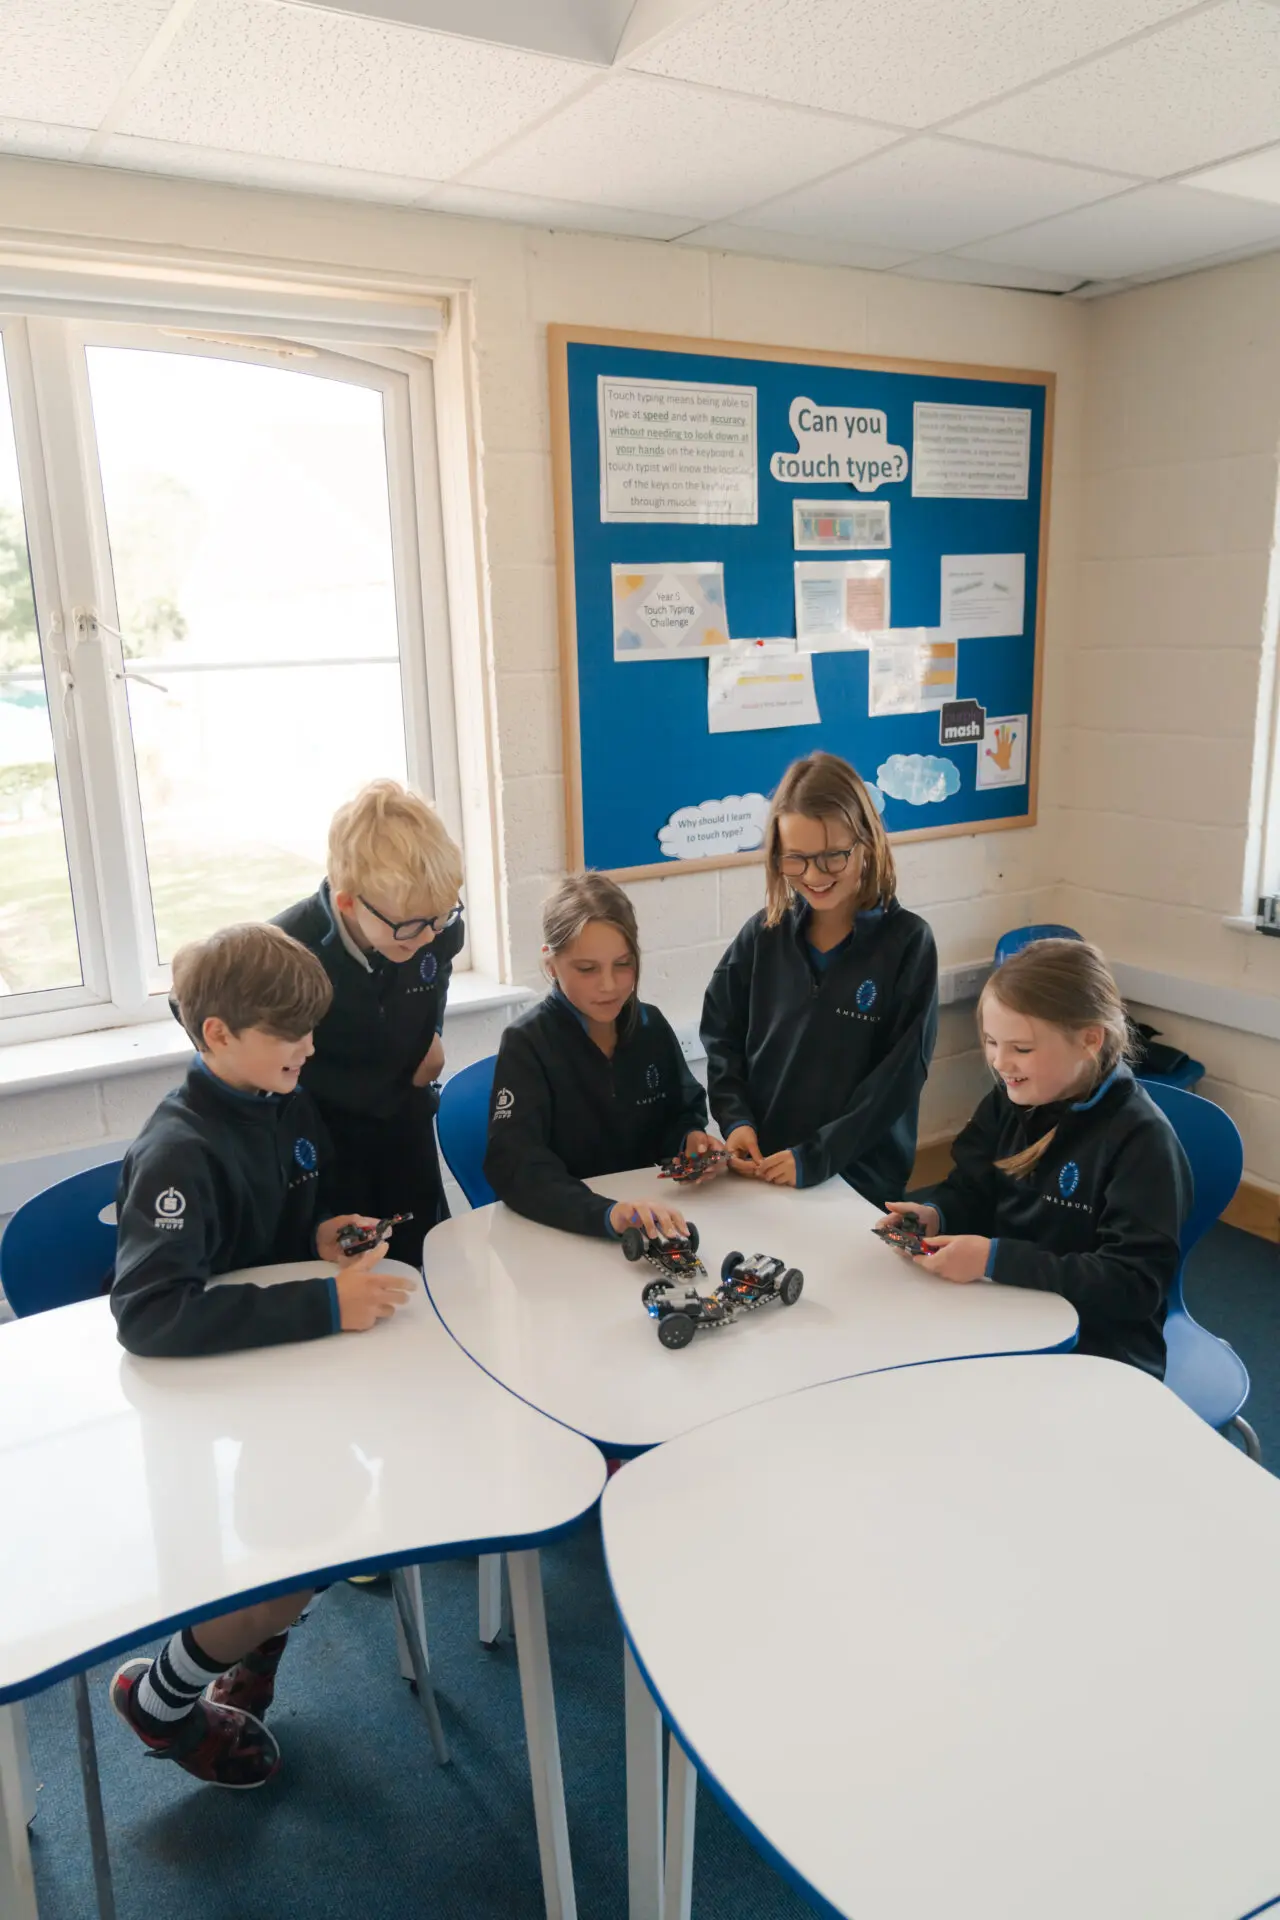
[84,347,410,969]
[0,339,82,995]
[122,663,406,963]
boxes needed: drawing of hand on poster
[613,562,730,661]
[975,714,1028,788]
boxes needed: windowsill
[0,971,531,1098]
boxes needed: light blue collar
[194,1054,285,1105]
[1071,1064,1128,1112]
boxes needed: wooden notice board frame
[548,323,1054,882]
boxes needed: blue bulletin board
[548,325,1054,879]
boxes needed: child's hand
[413,1033,446,1088]
[683,1130,728,1183]
[914,1235,991,1283]
[335,1247,414,1332]
[757,1149,797,1187]
[317,1214,387,1265]
[610,1199,690,1240]
[881,1200,940,1239]
[725,1126,763,1176]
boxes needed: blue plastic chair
[993,923,1204,1090]
[1139,1081,1261,1462]
[993,922,1086,966]
[437,1055,498,1209]
[0,1160,122,1917]
[0,1159,121,1317]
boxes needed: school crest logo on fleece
[646,1063,660,1091]
[1058,1160,1080,1199]
[294,1137,318,1172]
[855,979,877,1011]
[419,950,437,984]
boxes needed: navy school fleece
[483,992,707,1237]
[919,1067,1190,1377]
[700,897,938,1203]
[111,1061,341,1358]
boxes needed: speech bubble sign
[658,793,769,860]
[769,397,909,494]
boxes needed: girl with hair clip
[883,938,1191,1377]
[700,751,938,1203]
[484,872,725,1240]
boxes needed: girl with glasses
[701,752,938,1203]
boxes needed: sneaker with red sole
[205,1631,289,1718]
[110,1659,281,1789]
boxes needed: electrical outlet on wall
[939,961,991,1006]
[675,1022,706,1065]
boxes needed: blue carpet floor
[21,1221,1280,1920]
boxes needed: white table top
[425,1173,1077,1452]
[0,1263,605,1703]
[603,1354,1280,1920]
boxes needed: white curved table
[603,1355,1280,1920]
[0,1262,605,1920]
[426,1171,1078,1454]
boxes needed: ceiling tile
[95,134,439,203]
[956,184,1280,279]
[421,181,694,238]
[900,254,1084,293]
[675,223,916,268]
[634,0,1200,128]
[0,0,174,127]
[1183,143,1280,205]
[950,0,1280,178]
[733,139,1135,254]
[114,0,592,179]
[465,71,897,219]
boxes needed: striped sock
[133,1628,230,1736]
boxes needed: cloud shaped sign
[770,397,909,494]
[877,754,961,807]
[659,793,769,860]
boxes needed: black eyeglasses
[359,897,462,942]
[773,847,859,878]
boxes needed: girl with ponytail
[880,938,1190,1377]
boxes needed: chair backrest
[993,924,1083,966]
[436,1055,497,1210]
[0,1160,122,1318]
[1138,1081,1243,1263]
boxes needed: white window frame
[0,296,466,1044]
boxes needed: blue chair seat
[1163,1304,1250,1430]
[0,1160,122,1318]
[436,1055,497,1210]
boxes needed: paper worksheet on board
[794,560,889,650]
[598,377,758,523]
[612,562,730,660]
[940,554,1025,638]
[867,630,957,716]
[707,642,818,734]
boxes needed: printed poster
[793,499,891,550]
[794,560,889,649]
[912,403,1031,499]
[941,553,1025,638]
[867,630,957,716]
[707,642,819,734]
[975,713,1029,788]
[612,562,729,661]
[599,378,757,524]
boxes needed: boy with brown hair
[274,779,465,1265]
[109,922,412,1786]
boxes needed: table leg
[663,1736,696,1920]
[624,1640,664,1920]
[392,1562,431,1683]
[478,1552,504,1644]
[389,1568,449,1765]
[72,1676,117,1920]
[14,1705,35,1827]
[507,1549,577,1920]
[0,1704,39,1920]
